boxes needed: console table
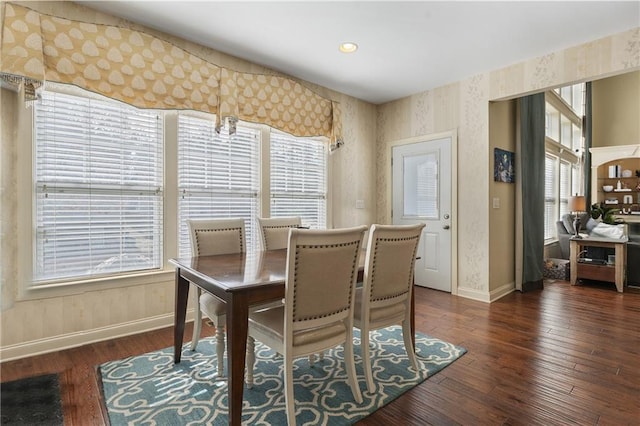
[569,236,627,292]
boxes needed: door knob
[443,225,450,230]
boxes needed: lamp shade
[569,195,586,212]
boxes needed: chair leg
[361,328,375,394]
[402,319,419,370]
[344,333,363,404]
[308,351,323,366]
[190,287,202,351]
[215,317,225,377]
[284,354,296,426]
[246,336,255,389]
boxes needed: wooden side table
[569,236,627,292]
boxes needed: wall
[488,100,517,292]
[592,71,640,147]
[377,27,640,302]
[0,1,377,360]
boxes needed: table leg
[226,293,249,426]
[570,240,578,286]
[614,242,625,293]
[174,269,190,363]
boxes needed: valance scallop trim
[1,3,342,144]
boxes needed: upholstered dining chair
[246,225,367,425]
[187,218,245,377]
[257,216,302,250]
[258,216,324,365]
[354,223,425,394]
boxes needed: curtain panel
[1,3,342,144]
[519,93,546,292]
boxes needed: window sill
[18,268,176,301]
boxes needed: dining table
[170,248,416,426]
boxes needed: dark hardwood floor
[2,280,639,425]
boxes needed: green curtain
[520,93,546,291]
[584,82,593,207]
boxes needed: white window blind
[177,115,259,257]
[403,153,438,218]
[544,154,558,240]
[559,160,571,220]
[270,132,327,229]
[34,91,163,282]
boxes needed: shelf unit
[595,157,640,211]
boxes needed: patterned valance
[1,3,342,144]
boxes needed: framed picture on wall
[494,148,515,183]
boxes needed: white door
[392,137,452,292]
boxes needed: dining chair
[246,225,367,425]
[257,216,326,365]
[257,216,302,250]
[187,218,245,377]
[354,223,425,394]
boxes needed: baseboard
[489,282,516,302]
[456,287,491,303]
[456,283,516,303]
[0,310,195,363]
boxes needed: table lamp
[569,195,586,238]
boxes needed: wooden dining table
[170,248,415,426]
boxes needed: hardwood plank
[1,280,638,425]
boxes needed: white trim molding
[590,144,640,168]
[456,283,515,303]
[0,310,196,362]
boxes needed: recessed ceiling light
[339,42,358,53]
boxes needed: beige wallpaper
[488,100,517,292]
[377,27,639,301]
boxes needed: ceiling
[76,1,639,105]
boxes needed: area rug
[0,373,64,425]
[99,326,466,425]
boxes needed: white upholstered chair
[354,223,425,393]
[187,218,245,377]
[258,217,324,365]
[257,216,302,250]
[246,226,367,425]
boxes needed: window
[177,116,327,257]
[270,131,327,229]
[34,91,163,282]
[177,115,260,257]
[29,88,328,288]
[544,84,584,241]
[544,154,559,240]
[545,104,560,143]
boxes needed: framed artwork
[494,148,515,183]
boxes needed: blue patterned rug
[99,326,466,425]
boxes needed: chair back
[285,226,367,336]
[361,224,424,327]
[187,218,246,256]
[257,216,302,250]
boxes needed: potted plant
[589,202,618,224]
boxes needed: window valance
[1,3,342,144]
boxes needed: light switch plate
[356,200,365,209]
[492,197,500,209]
